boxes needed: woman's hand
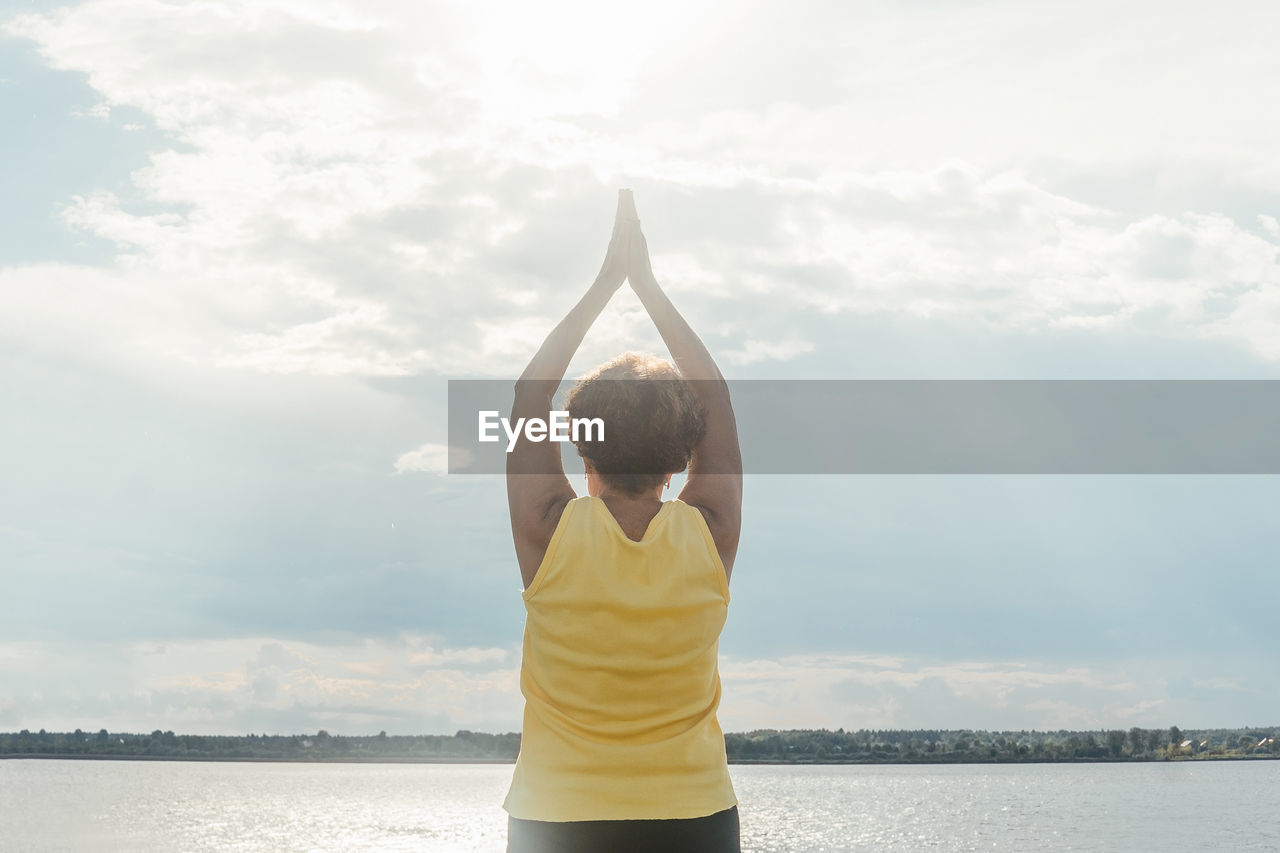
[622,192,658,291]
[592,191,634,293]
[626,219,656,290]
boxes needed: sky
[2,0,1279,737]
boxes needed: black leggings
[507,805,741,853]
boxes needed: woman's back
[503,496,737,822]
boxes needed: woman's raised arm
[624,204,743,579]
[507,194,630,588]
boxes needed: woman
[503,190,743,853]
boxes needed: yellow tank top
[502,495,738,821]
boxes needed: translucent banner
[447,380,1280,474]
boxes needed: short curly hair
[564,352,706,495]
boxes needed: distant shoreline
[3,753,1277,766]
[6,727,1277,765]
[0,753,513,764]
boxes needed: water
[2,759,1278,852]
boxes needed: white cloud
[724,339,815,366]
[408,647,508,668]
[0,635,522,735]
[5,637,1261,735]
[394,442,471,475]
[1261,215,1280,241]
[719,652,1164,731]
[4,0,1280,381]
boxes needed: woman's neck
[596,487,664,504]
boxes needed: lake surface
[2,759,1277,852]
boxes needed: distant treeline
[2,726,1278,764]
[725,726,1280,763]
